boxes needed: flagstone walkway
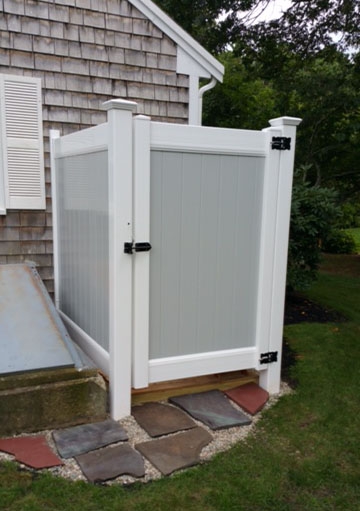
[0,384,274,484]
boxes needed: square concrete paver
[136,426,212,476]
[76,444,145,482]
[225,383,269,415]
[0,436,63,469]
[170,390,252,430]
[52,419,128,458]
[132,402,196,437]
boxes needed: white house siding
[0,0,189,294]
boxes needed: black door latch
[124,242,152,254]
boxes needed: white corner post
[132,115,151,389]
[49,129,61,310]
[257,116,302,394]
[102,99,137,420]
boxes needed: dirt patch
[320,253,360,278]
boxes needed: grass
[1,261,360,510]
[345,227,360,252]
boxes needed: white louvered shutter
[0,75,45,210]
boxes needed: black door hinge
[124,242,152,254]
[260,351,278,365]
[271,137,291,151]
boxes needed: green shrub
[345,228,360,252]
[322,229,357,254]
[287,167,340,290]
[339,201,360,229]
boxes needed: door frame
[132,118,277,390]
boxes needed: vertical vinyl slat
[160,151,182,357]
[178,153,202,355]
[197,154,219,353]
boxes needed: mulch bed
[284,293,347,325]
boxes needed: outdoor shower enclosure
[50,100,301,419]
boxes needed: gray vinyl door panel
[149,150,264,359]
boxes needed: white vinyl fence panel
[56,151,109,351]
[51,122,110,363]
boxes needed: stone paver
[170,390,252,430]
[225,383,269,415]
[0,435,62,469]
[136,426,212,475]
[52,419,128,458]
[0,385,266,480]
[76,444,145,483]
[132,402,196,437]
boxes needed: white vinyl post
[102,99,137,419]
[257,116,302,394]
[132,115,151,389]
[49,129,61,310]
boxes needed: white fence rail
[51,100,301,420]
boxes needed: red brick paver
[225,383,269,415]
[0,435,63,469]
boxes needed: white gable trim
[129,0,224,82]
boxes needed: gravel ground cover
[0,383,291,485]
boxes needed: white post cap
[269,116,302,127]
[134,114,151,121]
[102,99,138,112]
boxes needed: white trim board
[148,347,258,383]
[150,122,268,156]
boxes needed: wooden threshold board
[131,370,259,405]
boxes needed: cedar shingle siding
[0,0,189,293]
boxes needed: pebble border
[0,383,292,485]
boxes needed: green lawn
[345,227,360,252]
[1,264,360,510]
